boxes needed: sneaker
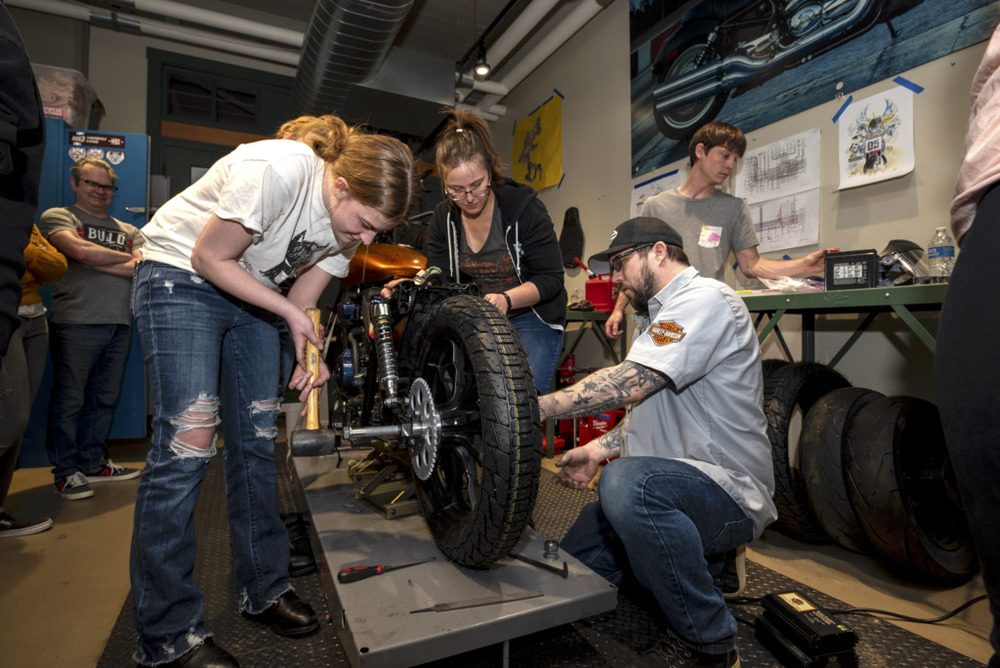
[632,635,740,668]
[85,459,140,483]
[0,511,53,537]
[713,544,746,598]
[55,471,94,500]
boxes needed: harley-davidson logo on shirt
[648,320,686,346]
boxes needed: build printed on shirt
[78,222,134,253]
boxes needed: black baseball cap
[588,217,684,274]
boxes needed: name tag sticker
[699,226,722,248]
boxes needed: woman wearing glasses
[425,108,567,393]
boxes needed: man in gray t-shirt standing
[39,157,143,500]
[606,122,833,338]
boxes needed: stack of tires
[760,360,978,584]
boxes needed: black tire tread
[764,362,851,544]
[412,295,541,568]
[800,387,883,553]
[844,396,977,583]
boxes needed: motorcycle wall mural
[630,0,997,178]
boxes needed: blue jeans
[562,457,755,655]
[45,321,131,479]
[129,262,291,666]
[510,310,562,394]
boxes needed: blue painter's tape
[832,95,852,123]
[634,169,679,189]
[782,254,791,260]
[558,173,565,189]
[893,76,924,93]
[553,88,564,99]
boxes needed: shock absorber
[369,296,400,408]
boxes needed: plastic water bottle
[927,226,955,279]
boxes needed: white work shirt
[625,266,777,533]
[141,140,355,287]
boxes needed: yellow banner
[512,94,562,190]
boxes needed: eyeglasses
[445,180,491,201]
[610,244,654,273]
[78,178,118,193]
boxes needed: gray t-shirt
[38,206,142,326]
[624,266,776,534]
[639,189,758,282]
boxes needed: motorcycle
[298,243,542,569]
[649,0,922,140]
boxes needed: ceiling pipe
[9,0,300,66]
[87,0,305,47]
[474,0,560,78]
[455,103,498,122]
[292,0,414,114]
[472,0,610,119]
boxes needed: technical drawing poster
[735,129,820,203]
[749,189,820,254]
[838,87,914,190]
[734,129,821,252]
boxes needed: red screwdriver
[337,557,435,583]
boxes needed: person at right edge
[424,108,567,394]
[540,217,775,668]
[605,122,832,339]
[937,18,1000,668]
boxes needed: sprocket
[407,377,441,481]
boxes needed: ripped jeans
[129,261,291,666]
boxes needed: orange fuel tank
[342,243,427,289]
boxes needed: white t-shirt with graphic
[141,139,355,287]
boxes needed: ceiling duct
[293,0,453,137]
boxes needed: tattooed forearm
[539,360,668,421]
[591,423,624,458]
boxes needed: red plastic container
[585,274,617,312]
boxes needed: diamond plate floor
[99,446,986,667]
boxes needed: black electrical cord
[726,593,989,625]
[824,594,988,624]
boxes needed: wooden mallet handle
[305,308,321,430]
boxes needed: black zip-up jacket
[425,180,567,330]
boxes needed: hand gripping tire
[407,295,542,568]
[763,362,851,544]
[844,396,978,583]
[800,387,884,553]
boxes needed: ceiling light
[474,45,491,79]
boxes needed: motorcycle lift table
[292,451,619,668]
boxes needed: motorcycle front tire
[408,294,542,568]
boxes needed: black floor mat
[100,448,986,667]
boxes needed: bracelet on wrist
[502,292,512,311]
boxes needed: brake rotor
[407,377,441,480]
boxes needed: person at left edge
[129,114,418,668]
[39,157,144,501]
